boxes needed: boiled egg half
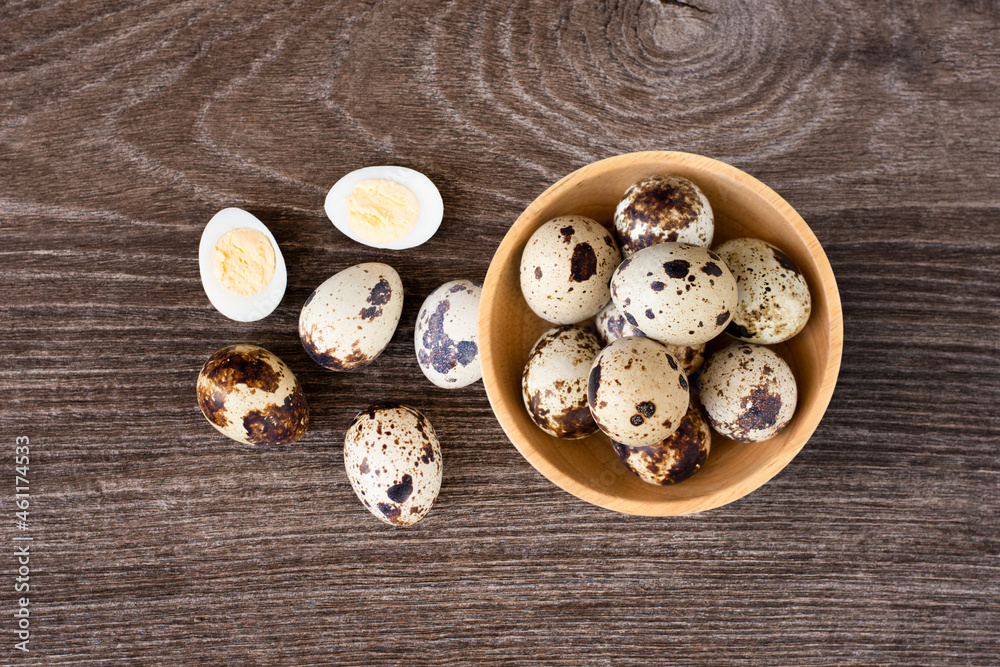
[324,166,444,250]
[199,207,287,322]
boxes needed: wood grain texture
[1,0,998,665]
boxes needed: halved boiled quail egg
[324,166,444,250]
[199,207,288,322]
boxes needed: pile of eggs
[194,166,481,528]
[518,175,812,486]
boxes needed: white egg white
[324,166,444,250]
[198,207,287,322]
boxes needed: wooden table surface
[2,1,998,665]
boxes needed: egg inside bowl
[479,151,843,516]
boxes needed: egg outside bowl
[479,151,843,516]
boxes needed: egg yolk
[344,178,419,244]
[213,228,276,297]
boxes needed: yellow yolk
[213,228,276,296]
[344,178,420,244]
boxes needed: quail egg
[415,279,483,388]
[587,336,689,448]
[344,403,442,527]
[594,302,705,375]
[519,215,621,325]
[198,208,287,322]
[614,175,714,257]
[668,343,706,377]
[611,242,737,346]
[299,263,403,371]
[612,402,711,485]
[324,166,444,250]
[594,301,645,343]
[522,325,603,439]
[714,238,812,344]
[196,344,308,446]
[699,343,798,442]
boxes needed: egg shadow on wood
[408,387,495,516]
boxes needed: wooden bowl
[479,151,843,515]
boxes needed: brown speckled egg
[614,175,714,257]
[299,263,403,371]
[714,238,812,344]
[611,242,737,346]
[667,342,706,377]
[612,403,711,485]
[414,279,482,389]
[196,344,309,446]
[587,336,689,448]
[522,326,602,439]
[519,215,621,325]
[594,302,705,375]
[594,301,645,343]
[699,343,798,442]
[344,403,442,527]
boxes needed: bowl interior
[480,151,843,516]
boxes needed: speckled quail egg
[198,208,288,322]
[594,302,706,376]
[614,175,714,257]
[522,325,603,439]
[519,215,621,325]
[587,336,689,448]
[612,402,711,485]
[667,343,706,377]
[324,166,444,250]
[594,301,645,342]
[344,403,442,527]
[714,238,812,344]
[611,242,737,347]
[699,343,798,442]
[299,263,403,371]
[414,280,482,388]
[196,344,308,446]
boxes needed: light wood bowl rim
[479,151,844,516]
